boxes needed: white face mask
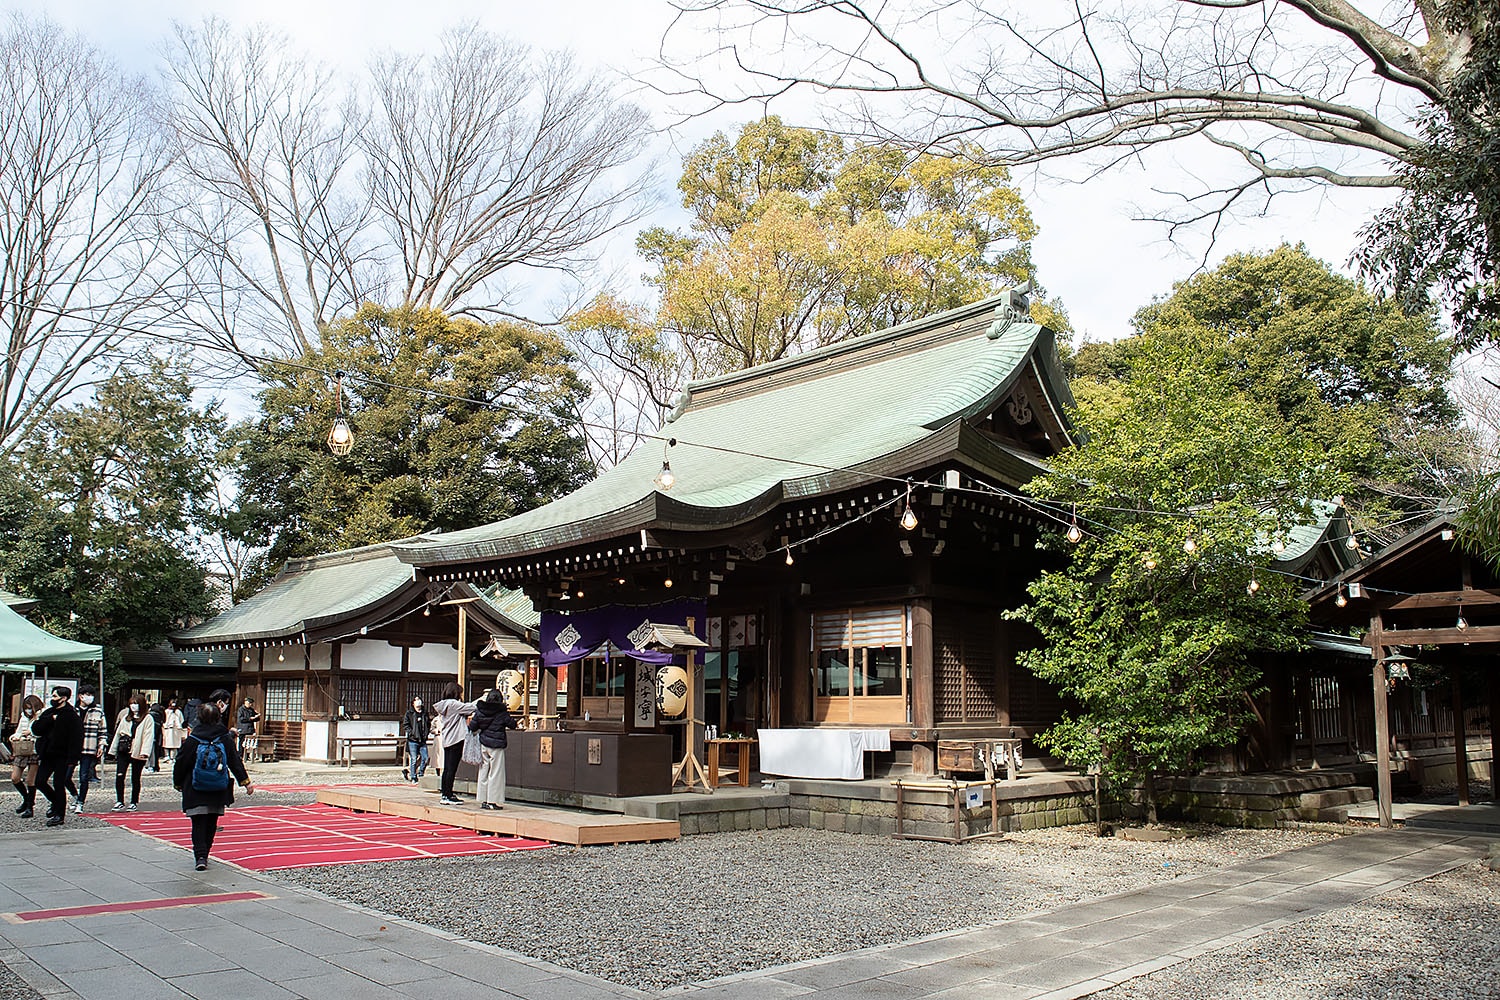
[81,695,94,706]
[129,705,139,715]
[413,701,423,710]
[23,708,34,717]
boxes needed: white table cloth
[758,728,890,780]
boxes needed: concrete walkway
[0,824,1485,1000]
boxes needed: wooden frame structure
[1308,517,1500,827]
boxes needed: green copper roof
[172,542,417,647]
[394,294,1074,567]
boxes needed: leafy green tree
[0,359,225,688]
[1014,324,1339,821]
[232,305,592,578]
[637,117,1060,376]
[1073,245,1461,542]
[1356,3,1500,352]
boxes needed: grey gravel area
[1094,862,1500,1000]
[277,823,1350,992]
[0,961,41,1000]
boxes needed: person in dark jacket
[468,689,517,811]
[148,701,167,772]
[33,687,83,826]
[172,702,253,871]
[401,696,432,783]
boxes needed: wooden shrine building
[387,291,1080,776]
[171,541,539,762]
[1307,515,1500,826]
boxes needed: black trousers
[36,759,77,815]
[116,758,145,804]
[190,813,220,861]
[440,743,463,798]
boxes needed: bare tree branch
[658,1,1464,231]
[0,14,177,457]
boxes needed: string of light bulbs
[6,295,1462,599]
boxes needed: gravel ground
[1095,862,1500,1000]
[278,823,1353,992]
[0,962,39,1000]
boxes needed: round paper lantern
[496,669,525,713]
[656,664,689,718]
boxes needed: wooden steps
[316,786,679,846]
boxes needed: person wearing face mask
[110,695,157,811]
[9,695,43,818]
[33,687,83,826]
[71,687,107,814]
[401,696,432,783]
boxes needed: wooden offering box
[508,731,672,797]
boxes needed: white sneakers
[111,802,126,812]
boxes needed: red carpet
[101,804,552,871]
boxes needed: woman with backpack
[172,702,253,871]
[110,694,158,812]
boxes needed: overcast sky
[25,0,1395,343]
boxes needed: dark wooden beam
[1453,669,1470,807]
[1382,588,1500,611]
[1376,625,1500,646]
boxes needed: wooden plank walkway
[315,785,680,846]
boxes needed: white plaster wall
[309,644,330,671]
[339,640,402,672]
[258,643,306,672]
[409,643,458,674]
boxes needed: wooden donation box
[510,731,673,797]
[937,738,1024,781]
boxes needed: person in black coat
[401,696,432,783]
[33,687,83,826]
[468,690,517,811]
[172,702,253,871]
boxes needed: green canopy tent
[0,601,103,717]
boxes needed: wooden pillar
[1453,668,1470,807]
[397,645,410,711]
[788,608,811,725]
[1490,669,1499,803]
[994,617,1013,730]
[325,642,339,764]
[1370,618,1393,828]
[911,597,935,775]
[541,666,559,725]
[457,604,469,695]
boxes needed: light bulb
[785,550,794,565]
[1345,534,1359,551]
[244,654,250,663]
[206,657,213,664]
[575,589,584,598]
[1183,537,1196,554]
[1066,523,1082,544]
[900,505,918,531]
[1335,591,1348,608]
[1246,579,1260,595]
[278,651,285,662]
[1457,614,1468,630]
[663,578,673,588]
[655,461,675,491]
[180,658,187,665]
[423,606,430,616]
[1143,556,1157,570]
[327,416,354,456]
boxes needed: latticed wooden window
[812,606,910,725]
[264,678,304,722]
[339,675,401,718]
[935,605,998,724]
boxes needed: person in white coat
[110,694,158,811]
[162,698,185,762]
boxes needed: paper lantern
[496,669,526,713]
[656,664,689,718]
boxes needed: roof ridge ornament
[986,278,1036,340]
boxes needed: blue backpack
[191,737,230,792]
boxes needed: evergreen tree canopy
[232,305,592,583]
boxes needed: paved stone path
[0,824,1483,1000]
